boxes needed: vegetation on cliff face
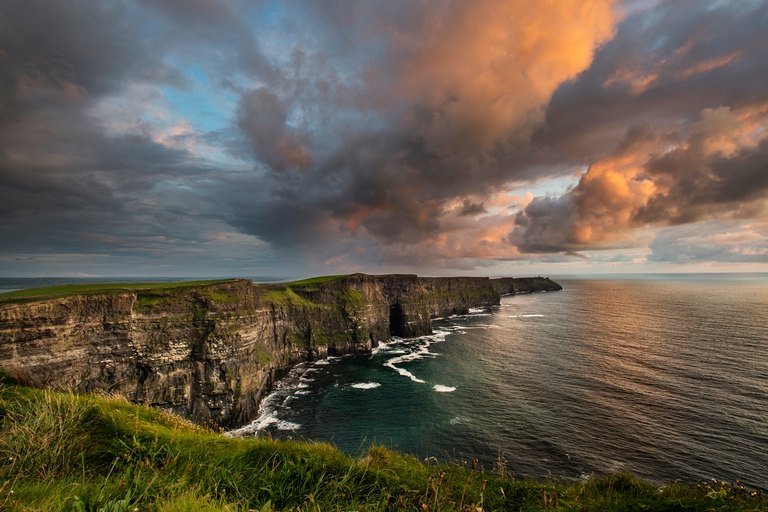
[0,373,764,511]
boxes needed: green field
[282,275,348,286]
[0,280,233,302]
[0,372,763,511]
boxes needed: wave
[384,362,426,383]
[351,382,381,389]
[229,413,300,435]
[506,314,544,318]
[228,361,315,436]
[433,385,456,393]
[382,329,459,385]
[276,420,301,431]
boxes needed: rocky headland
[0,274,561,428]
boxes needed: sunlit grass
[0,372,764,511]
[0,280,234,302]
[282,275,348,286]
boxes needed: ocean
[234,274,768,490]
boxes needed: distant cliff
[0,274,561,428]
[491,276,563,295]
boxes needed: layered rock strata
[0,274,561,427]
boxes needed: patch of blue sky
[259,0,284,23]
[160,62,237,135]
[514,173,581,198]
[484,170,582,216]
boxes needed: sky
[1,0,767,278]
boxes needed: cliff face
[491,276,563,295]
[0,274,560,428]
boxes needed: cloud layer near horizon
[1,0,767,276]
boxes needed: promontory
[0,274,561,428]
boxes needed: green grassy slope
[282,275,348,286]
[0,280,233,302]
[0,374,763,511]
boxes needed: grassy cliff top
[281,275,349,286]
[0,279,237,303]
[0,373,763,511]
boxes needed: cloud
[534,0,768,163]
[2,0,768,275]
[649,221,768,264]
[238,88,313,171]
[511,103,768,253]
[229,0,618,251]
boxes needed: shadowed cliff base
[0,274,561,428]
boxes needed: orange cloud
[570,140,658,244]
[603,64,658,94]
[676,51,743,79]
[512,101,768,253]
[384,0,617,157]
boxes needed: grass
[337,289,366,308]
[261,287,317,309]
[282,275,348,286]
[0,280,233,302]
[0,373,764,511]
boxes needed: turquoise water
[237,274,768,489]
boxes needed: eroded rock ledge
[0,274,561,427]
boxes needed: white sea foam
[351,382,381,389]
[371,341,389,355]
[235,413,281,434]
[382,329,455,384]
[506,314,544,318]
[276,420,301,431]
[449,416,469,425]
[468,307,486,313]
[384,362,426,383]
[227,362,312,437]
[433,385,456,393]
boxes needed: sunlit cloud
[1,0,767,276]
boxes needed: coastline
[0,274,561,428]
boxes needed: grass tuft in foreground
[0,373,764,511]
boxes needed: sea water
[234,274,768,490]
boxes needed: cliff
[0,274,561,428]
[491,276,563,295]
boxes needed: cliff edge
[0,274,561,427]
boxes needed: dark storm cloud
[135,0,243,25]
[133,0,278,84]
[2,0,768,275]
[0,1,181,111]
[638,133,768,225]
[0,0,222,261]
[224,0,768,265]
[459,201,487,217]
[238,88,313,171]
[507,1,768,256]
[534,0,768,162]
[223,0,617,255]
[511,108,768,254]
